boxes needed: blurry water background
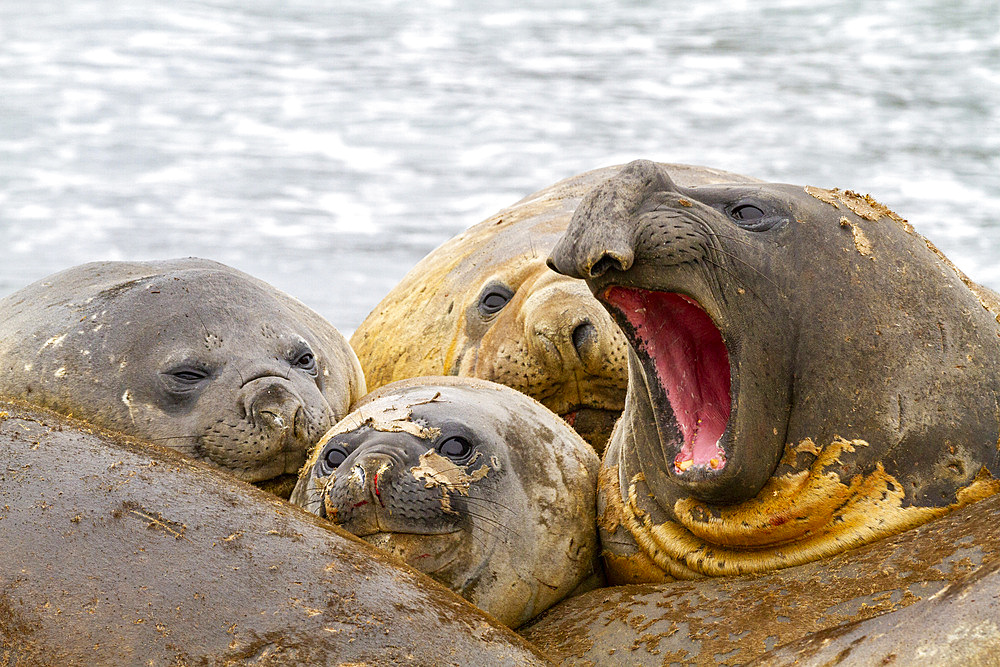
[1,0,998,334]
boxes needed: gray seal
[291,376,601,628]
[0,258,366,495]
[548,159,1000,582]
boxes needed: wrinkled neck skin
[551,160,1000,583]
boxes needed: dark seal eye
[320,443,349,473]
[731,204,765,221]
[438,436,473,462]
[477,284,514,316]
[292,350,317,372]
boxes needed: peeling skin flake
[410,450,491,513]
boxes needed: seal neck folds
[603,286,730,475]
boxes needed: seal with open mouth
[0,258,366,497]
[350,163,760,453]
[548,159,1000,583]
[290,376,601,628]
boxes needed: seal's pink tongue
[603,287,731,473]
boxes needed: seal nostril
[571,320,596,352]
[589,253,630,278]
[259,410,286,430]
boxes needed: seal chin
[601,286,732,479]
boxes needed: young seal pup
[292,376,601,628]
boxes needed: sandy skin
[0,398,548,665]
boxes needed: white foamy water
[1,0,998,332]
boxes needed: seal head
[350,164,760,453]
[291,376,600,628]
[0,258,366,494]
[549,160,1000,581]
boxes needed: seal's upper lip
[600,285,731,476]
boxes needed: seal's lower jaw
[601,286,732,480]
[360,531,466,576]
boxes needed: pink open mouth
[602,286,731,475]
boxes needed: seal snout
[549,159,681,283]
[242,379,306,435]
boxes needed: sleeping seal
[350,163,760,452]
[0,258,366,496]
[548,160,1000,583]
[291,376,601,628]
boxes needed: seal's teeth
[709,458,722,470]
[676,459,694,472]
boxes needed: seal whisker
[700,257,771,309]
[708,243,783,295]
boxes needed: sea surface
[2,0,998,334]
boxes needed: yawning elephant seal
[0,258,366,496]
[0,399,547,665]
[291,376,601,628]
[350,163,760,452]
[548,159,1000,583]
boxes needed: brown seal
[520,486,1000,664]
[350,163,760,452]
[0,399,549,665]
[291,376,601,628]
[0,258,366,496]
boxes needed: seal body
[520,488,1000,665]
[350,164,759,452]
[548,160,1000,583]
[291,376,601,628]
[0,399,548,666]
[0,258,366,495]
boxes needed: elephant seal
[0,258,366,496]
[0,399,548,665]
[291,376,601,629]
[350,164,760,453]
[520,480,1000,664]
[548,159,1000,583]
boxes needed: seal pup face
[0,259,366,496]
[549,160,1000,581]
[291,377,600,628]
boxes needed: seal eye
[320,443,349,473]
[438,436,473,462]
[477,284,514,317]
[731,204,765,221]
[292,350,317,373]
[161,365,211,394]
[171,369,207,383]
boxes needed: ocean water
[1,0,998,334]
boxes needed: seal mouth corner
[601,285,732,479]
